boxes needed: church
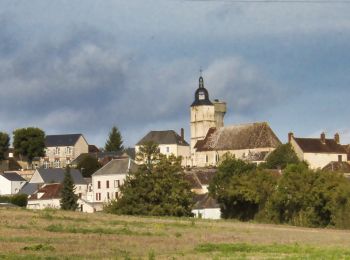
[189,76,281,167]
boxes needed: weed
[148,249,155,260]
[22,244,55,252]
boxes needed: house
[135,129,191,166]
[322,161,350,178]
[28,168,87,198]
[184,168,217,194]
[91,157,138,210]
[27,183,95,213]
[193,122,281,167]
[289,132,348,170]
[192,193,221,220]
[41,134,89,168]
[0,172,27,195]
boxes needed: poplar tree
[105,126,124,152]
[60,166,78,211]
[0,132,10,161]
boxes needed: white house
[289,132,348,170]
[135,129,191,166]
[0,172,27,195]
[192,193,221,220]
[91,157,138,209]
[41,134,89,168]
[28,168,87,198]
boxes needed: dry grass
[1,208,350,259]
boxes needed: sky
[1,0,350,148]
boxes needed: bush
[0,194,28,207]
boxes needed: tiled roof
[92,158,138,176]
[1,172,26,182]
[183,173,202,189]
[195,122,281,152]
[322,161,350,173]
[45,134,84,147]
[136,130,189,146]
[19,182,39,195]
[185,168,217,186]
[32,168,86,185]
[29,184,62,200]
[294,138,347,154]
[193,193,220,209]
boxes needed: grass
[1,207,350,259]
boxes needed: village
[1,76,349,219]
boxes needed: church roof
[136,130,189,146]
[191,76,213,107]
[195,122,281,152]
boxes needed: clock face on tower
[198,91,205,100]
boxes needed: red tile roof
[29,184,62,200]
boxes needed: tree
[105,126,124,152]
[13,127,45,163]
[76,154,102,177]
[104,144,193,217]
[209,154,279,221]
[60,166,78,211]
[0,132,10,161]
[136,141,161,169]
[263,143,300,170]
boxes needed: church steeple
[191,76,213,107]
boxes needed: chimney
[334,133,340,144]
[288,132,294,143]
[321,132,326,144]
[180,128,184,141]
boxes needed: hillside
[1,208,350,259]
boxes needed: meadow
[1,207,350,259]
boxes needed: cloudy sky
[1,0,350,147]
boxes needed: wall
[192,208,221,220]
[92,174,127,203]
[304,153,347,169]
[0,176,11,195]
[11,180,26,194]
[27,198,61,210]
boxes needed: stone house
[289,132,348,170]
[41,134,89,168]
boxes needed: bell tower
[190,76,216,152]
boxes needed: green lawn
[1,207,350,259]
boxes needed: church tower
[190,76,226,152]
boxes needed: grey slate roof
[92,158,138,176]
[45,134,84,147]
[195,122,281,152]
[19,182,39,196]
[136,130,189,146]
[33,168,86,184]
[1,172,26,182]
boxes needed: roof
[184,168,217,186]
[71,149,136,166]
[191,77,213,107]
[183,173,202,190]
[193,193,220,209]
[19,182,39,195]
[45,134,84,147]
[29,184,62,200]
[195,122,281,152]
[293,138,347,154]
[136,130,189,146]
[92,158,138,176]
[342,145,350,161]
[322,161,350,173]
[88,145,100,153]
[33,168,86,184]
[0,172,26,182]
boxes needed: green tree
[263,143,300,170]
[60,166,78,211]
[266,163,350,228]
[136,141,161,169]
[76,154,102,177]
[105,126,124,152]
[13,127,45,163]
[105,145,193,217]
[0,132,10,161]
[209,154,279,221]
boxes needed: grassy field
[1,208,350,259]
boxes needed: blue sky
[1,0,350,147]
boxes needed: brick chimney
[180,128,184,141]
[334,133,340,144]
[288,132,294,143]
[320,132,326,144]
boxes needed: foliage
[76,154,102,177]
[0,132,10,161]
[209,154,279,220]
[60,167,78,211]
[0,194,28,207]
[136,141,161,169]
[263,143,300,170]
[105,144,193,217]
[266,163,350,228]
[105,126,124,152]
[12,127,45,163]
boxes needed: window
[107,192,110,200]
[115,192,119,199]
[205,155,208,163]
[198,91,205,100]
[43,161,49,169]
[97,181,101,189]
[338,155,343,162]
[96,193,101,201]
[66,159,71,165]
[215,153,219,163]
[114,180,120,188]
[106,180,109,188]
[45,149,50,157]
[65,146,72,155]
[166,146,170,153]
[54,159,60,168]
[55,147,60,155]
